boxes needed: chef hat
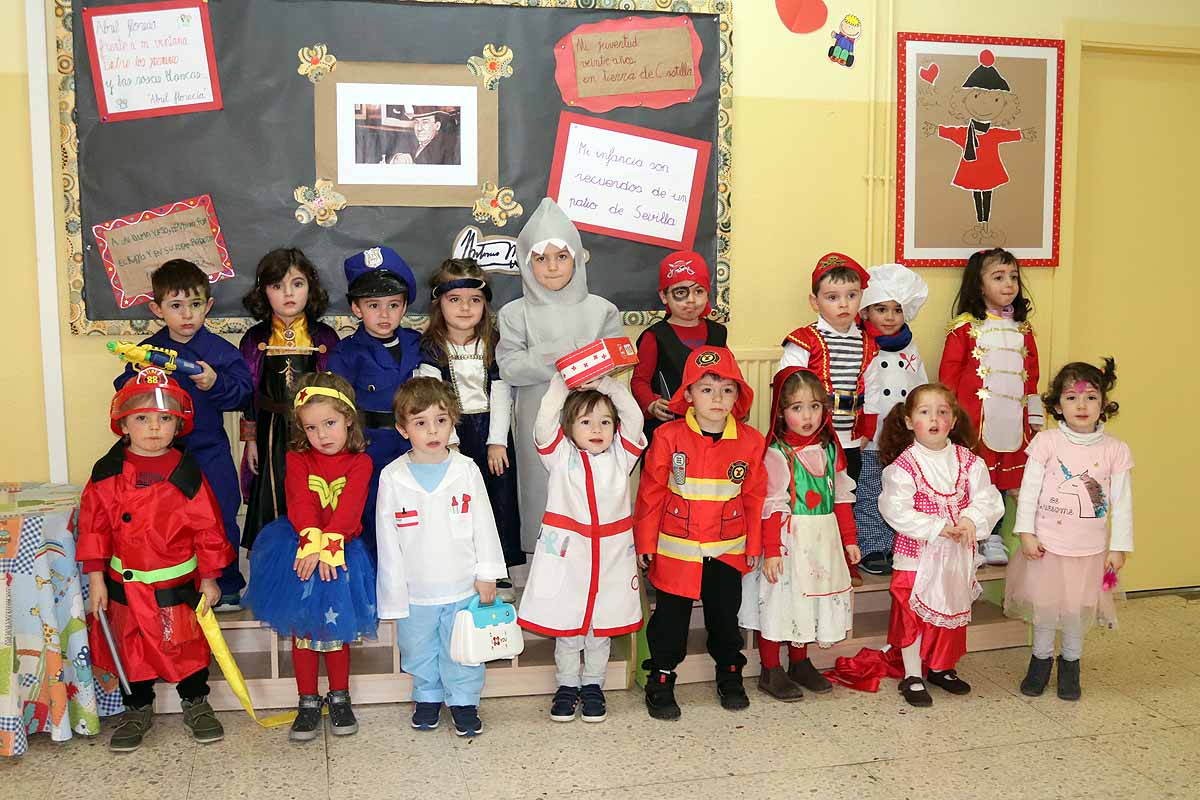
[860,263,929,322]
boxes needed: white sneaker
[981,534,1009,566]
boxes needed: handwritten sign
[92,194,234,308]
[452,226,520,274]
[83,0,223,123]
[547,113,711,250]
[554,16,703,113]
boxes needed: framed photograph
[315,62,498,207]
[896,33,1064,266]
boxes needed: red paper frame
[553,15,703,114]
[547,112,711,250]
[92,193,234,309]
[895,32,1064,267]
[83,0,223,124]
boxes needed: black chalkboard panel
[73,0,721,322]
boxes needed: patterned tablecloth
[1,484,122,757]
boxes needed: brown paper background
[914,52,1049,250]
[573,27,696,98]
[104,204,224,300]
[315,62,498,207]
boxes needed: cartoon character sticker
[828,15,862,67]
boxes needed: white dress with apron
[517,375,646,638]
[740,442,855,647]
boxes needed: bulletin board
[57,0,733,335]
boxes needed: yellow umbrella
[195,599,298,728]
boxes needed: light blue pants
[394,596,485,707]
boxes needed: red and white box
[555,338,639,389]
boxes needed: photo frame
[896,33,1064,266]
[315,61,498,207]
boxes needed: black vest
[636,319,728,439]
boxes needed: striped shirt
[820,321,865,439]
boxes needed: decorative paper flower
[472,182,523,227]
[294,180,347,228]
[467,44,514,91]
[297,43,337,84]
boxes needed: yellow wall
[5,1,1200,587]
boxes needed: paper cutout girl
[923,50,1039,246]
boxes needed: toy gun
[107,340,203,376]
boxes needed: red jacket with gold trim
[938,315,1040,438]
[782,324,879,441]
[76,443,234,683]
[634,410,768,599]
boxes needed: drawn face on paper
[396,403,454,463]
[530,243,575,292]
[413,114,441,146]
[297,401,351,457]
[685,373,739,433]
[808,278,862,333]
[841,19,862,39]
[120,411,179,457]
[149,290,214,344]
[905,389,955,451]
[980,257,1020,312]
[864,300,905,336]
[265,266,310,323]
[1056,382,1102,435]
[569,404,616,456]
[964,88,1012,122]
[782,385,825,438]
[351,294,407,339]
[660,282,708,324]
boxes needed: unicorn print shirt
[1015,426,1134,557]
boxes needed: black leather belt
[363,410,395,429]
[105,573,201,609]
[830,390,865,413]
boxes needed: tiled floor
[4,593,1198,799]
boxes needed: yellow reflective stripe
[668,479,742,501]
[656,533,747,563]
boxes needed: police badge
[363,246,384,268]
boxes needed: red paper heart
[919,62,939,85]
[804,489,822,510]
[775,0,828,34]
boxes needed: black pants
[973,190,993,223]
[844,445,862,484]
[646,558,746,672]
[123,667,210,709]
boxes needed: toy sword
[96,605,133,695]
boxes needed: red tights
[292,641,350,695]
[757,634,808,670]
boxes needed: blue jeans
[394,596,485,707]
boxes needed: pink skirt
[1004,550,1119,631]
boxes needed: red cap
[667,346,754,420]
[110,367,194,437]
[811,252,869,293]
[659,250,712,317]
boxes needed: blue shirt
[407,458,451,493]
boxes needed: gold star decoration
[975,365,990,379]
[976,388,991,401]
[971,346,986,361]
[968,325,983,339]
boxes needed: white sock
[902,636,924,685]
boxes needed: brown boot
[788,658,833,693]
[757,666,804,702]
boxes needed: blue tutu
[243,518,378,645]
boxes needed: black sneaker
[289,694,323,742]
[644,665,681,721]
[716,664,750,711]
[858,551,892,576]
[579,684,607,723]
[927,669,972,695]
[326,690,358,736]
[411,702,441,730]
[450,705,482,737]
[550,685,579,722]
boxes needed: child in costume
[115,259,253,610]
[779,252,878,585]
[243,372,377,742]
[634,346,767,720]
[375,378,507,738]
[741,367,859,702]
[238,248,340,551]
[1005,358,1133,701]
[855,263,930,576]
[940,247,1042,566]
[631,250,728,448]
[78,368,235,752]
[518,373,645,724]
[497,198,623,556]
[417,258,523,588]
[877,383,1005,708]
[328,246,422,560]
